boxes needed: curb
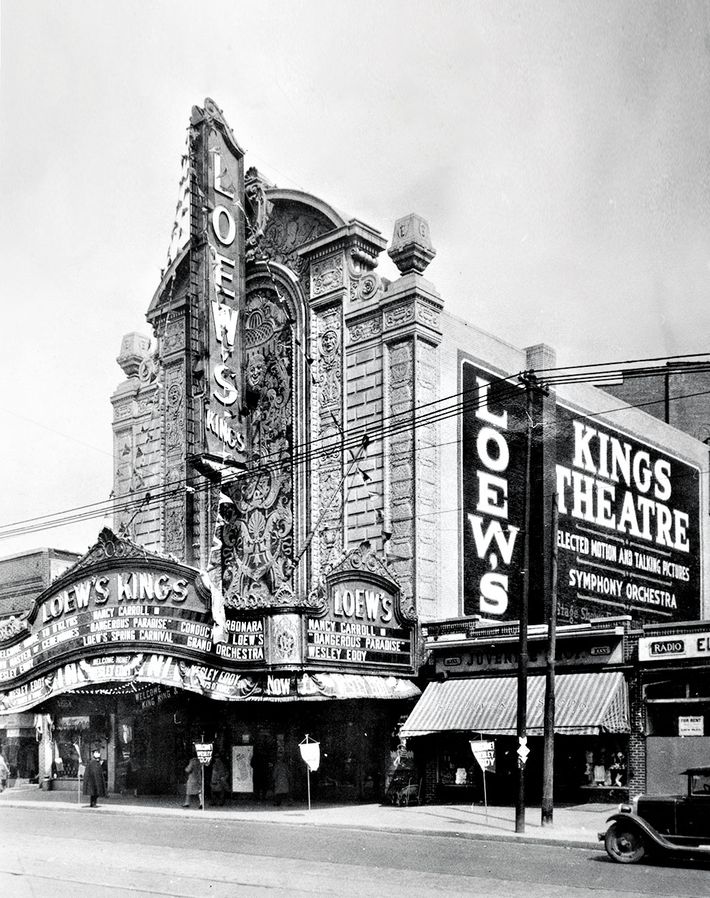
[0,797,600,850]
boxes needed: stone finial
[387,213,436,275]
[117,332,152,378]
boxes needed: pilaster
[298,221,387,579]
[379,214,443,617]
[111,333,163,553]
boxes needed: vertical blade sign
[192,98,247,466]
[462,361,528,620]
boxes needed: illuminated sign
[556,407,700,624]
[306,574,415,672]
[192,98,246,464]
[461,361,535,620]
[0,556,265,696]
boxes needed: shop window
[645,680,686,700]
[53,715,108,778]
[646,705,710,737]
[438,740,477,788]
[690,771,710,795]
[580,741,628,788]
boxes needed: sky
[1,0,710,558]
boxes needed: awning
[399,671,629,737]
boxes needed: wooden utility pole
[515,373,534,834]
[541,493,559,826]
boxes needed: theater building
[0,98,708,803]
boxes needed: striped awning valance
[399,671,629,737]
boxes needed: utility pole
[541,493,559,826]
[515,372,534,834]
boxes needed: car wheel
[605,822,646,864]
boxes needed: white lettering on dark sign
[306,579,412,670]
[555,406,700,624]
[462,363,527,619]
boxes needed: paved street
[2,804,710,897]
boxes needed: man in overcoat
[83,749,106,808]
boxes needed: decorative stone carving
[163,318,185,354]
[347,315,382,344]
[347,251,382,304]
[0,616,26,640]
[164,500,186,559]
[417,301,440,327]
[317,308,342,410]
[356,273,380,301]
[311,255,344,297]
[386,342,415,598]
[384,302,416,329]
[138,353,159,385]
[259,201,332,276]
[268,614,302,665]
[114,402,132,421]
[313,304,344,575]
[117,332,152,378]
[164,367,185,452]
[327,540,398,582]
[67,528,152,571]
[244,168,274,264]
[388,213,436,275]
[222,287,296,609]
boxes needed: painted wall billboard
[461,361,542,620]
[555,407,700,625]
[462,362,701,625]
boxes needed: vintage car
[601,766,710,864]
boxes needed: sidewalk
[0,783,614,849]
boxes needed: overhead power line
[1,354,709,543]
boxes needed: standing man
[210,753,229,806]
[272,750,291,807]
[83,749,106,808]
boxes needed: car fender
[605,813,680,853]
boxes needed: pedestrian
[272,750,290,807]
[183,750,202,809]
[251,747,269,801]
[83,749,106,808]
[210,754,229,806]
[0,747,10,792]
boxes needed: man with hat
[83,749,106,808]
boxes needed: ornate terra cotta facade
[103,98,430,797]
[0,99,433,803]
[109,99,439,668]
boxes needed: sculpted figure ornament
[260,206,331,275]
[244,168,274,263]
[221,286,297,609]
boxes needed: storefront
[400,616,632,803]
[637,622,710,795]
